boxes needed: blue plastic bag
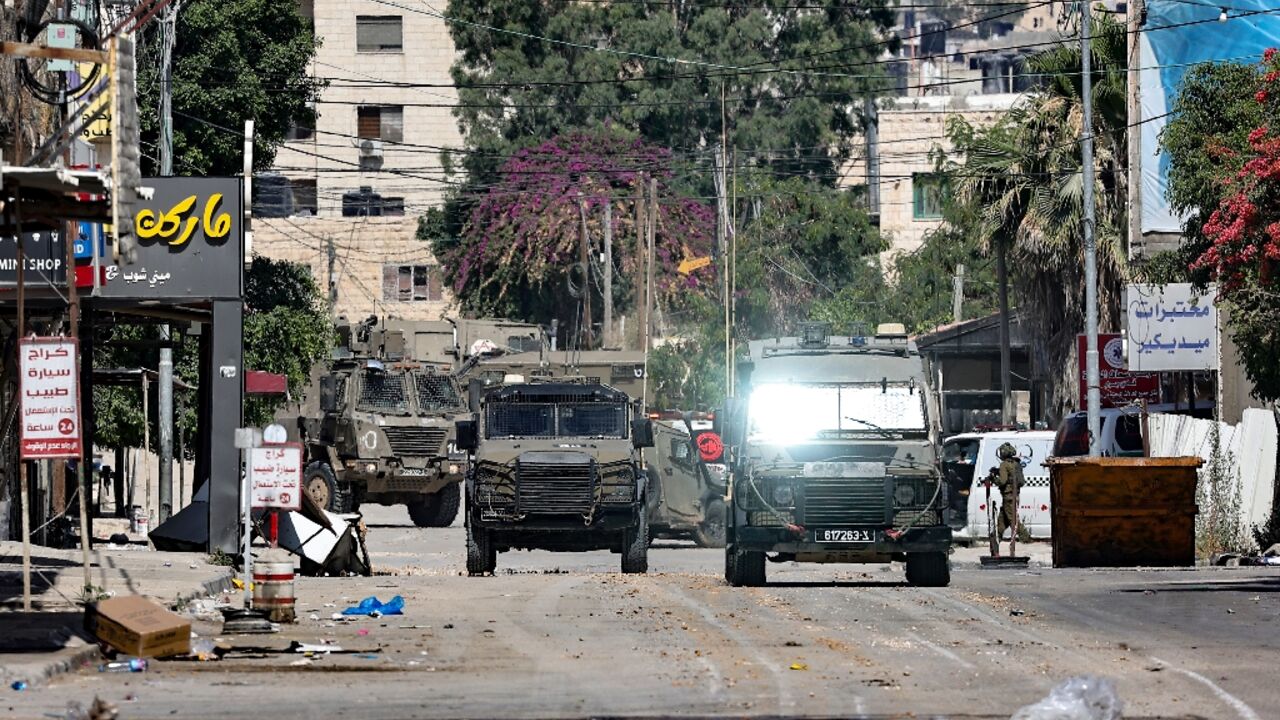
[341,595,404,617]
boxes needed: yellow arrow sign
[677,256,711,275]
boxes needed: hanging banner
[249,444,303,510]
[1078,333,1160,410]
[20,337,82,459]
[1125,283,1217,372]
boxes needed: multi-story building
[255,1,461,321]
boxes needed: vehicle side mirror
[632,418,655,449]
[319,376,337,413]
[467,378,483,413]
[455,419,478,452]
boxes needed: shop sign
[1077,333,1161,409]
[20,337,82,459]
[249,444,303,510]
[0,230,67,286]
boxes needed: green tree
[941,12,1129,420]
[136,0,322,176]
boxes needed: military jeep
[298,359,468,526]
[455,381,654,575]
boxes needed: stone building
[254,0,461,321]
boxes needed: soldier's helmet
[997,442,1018,460]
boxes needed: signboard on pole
[248,444,303,510]
[20,337,82,459]
[1125,283,1217,372]
[1077,333,1160,409]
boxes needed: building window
[357,16,402,53]
[383,265,443,302]
[381,197,405,216]
[290,179,318,216]
[356,106,403,143]
[912,173,947,220]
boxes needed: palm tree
[945,11,1129,422]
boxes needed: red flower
[1257,90,1270,104]
[1266,47,1278,62]
[1267,71,1280,83]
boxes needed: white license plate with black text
[817,529,874,543]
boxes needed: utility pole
[157,0,180,523]
[997,246,1013,426]
[578,196,593,350]
[1127,0,1145,259]
[1079,0,1101,455]
[602,200,613,348]
[952,263,965,323]
[327,235,337,320]
[647,177,658,352]
[634,177,648,352]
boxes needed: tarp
[1140,1,1280,234]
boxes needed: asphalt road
[8,504,1279,719]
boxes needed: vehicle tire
[621,512,649,574]
[725,544,766,587]
[693,496,727,548]
[905,551,951,587]
[466,522,496,576]
[406,483,462,528]
[305,462,353,513]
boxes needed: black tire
[693,496,728,548]
[406,483,462,528]
[305,462,353,513]
[621,512,649,574]
[466,522,496,576]
[725,544,766,587]
[905,551,951,587]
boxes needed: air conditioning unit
[359,139,384,159]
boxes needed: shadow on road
[762,580,910,589]
[1117,576,1280,594]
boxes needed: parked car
[941,430,1057,541]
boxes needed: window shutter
[357,16,403,52]
[357,107,381,139]
[398,266,412,301]
[382,265,398,301]
[381,107,403,142]
[429,266,443,301]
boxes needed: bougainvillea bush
[433,129,716,334]
[1174,49,1280,399]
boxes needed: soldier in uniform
[988,442,1025,545]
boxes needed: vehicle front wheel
[466,522,496,576]
[693,496,727,548]
[407,482,462,528]
[305,462,353,513]
[725,544,766,587]
[621,512,649,574]
[905,551,951,587]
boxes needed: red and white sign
[20,337,81,459]
[1077,334,1160,409]
[249,444,303,510]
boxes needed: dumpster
[1046,456,1201,567]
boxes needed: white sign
[20,337,81,459]
[1126,283,1217,372]
[249,444,303,510]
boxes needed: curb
[3,567,235,689]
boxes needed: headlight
[771,484,794,506]
[894,483,917,506]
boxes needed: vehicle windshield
[357,370,410,414]
[748,382,926,444]
[486,401,628,439]
[412,371,462,413]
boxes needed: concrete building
[254,0,461,322]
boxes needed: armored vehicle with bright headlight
[454,381,655,575]
[723,322,952,587]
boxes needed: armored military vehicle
[298,319,469,526]
[455,380,655,575]
[645,418,727,547]
[722,322,952,587]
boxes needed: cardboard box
[84,595,192,658]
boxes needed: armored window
[356,16,402,53]
[487,402,555,438]
[357,370,409,413]
[557,403,626,438]
[413,372,461,412]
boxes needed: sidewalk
[951,539,1055,567]
[0,540,234,688]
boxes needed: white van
[940,430,1057,541]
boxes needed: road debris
[342,595,405,617]
[1011,675,1122,720]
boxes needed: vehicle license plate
[817,528,874,543]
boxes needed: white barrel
[252,558,296,623]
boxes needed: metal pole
[159,326,174,523]
[1080,0,1102,456]
[577,195,593,350]
[241,446,252,608]
[952,263,965,324]
[997,246,1013,426]
[602,200,613,348]
[158,0,176,176]
[15,186,32,611]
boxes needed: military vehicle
[454,380,655,575]
[645,418,727,547]
[297,318,469,526]
[722,322,952,587]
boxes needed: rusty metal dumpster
[1046,456,1201,567]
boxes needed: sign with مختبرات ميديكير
[96,177,244,300]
